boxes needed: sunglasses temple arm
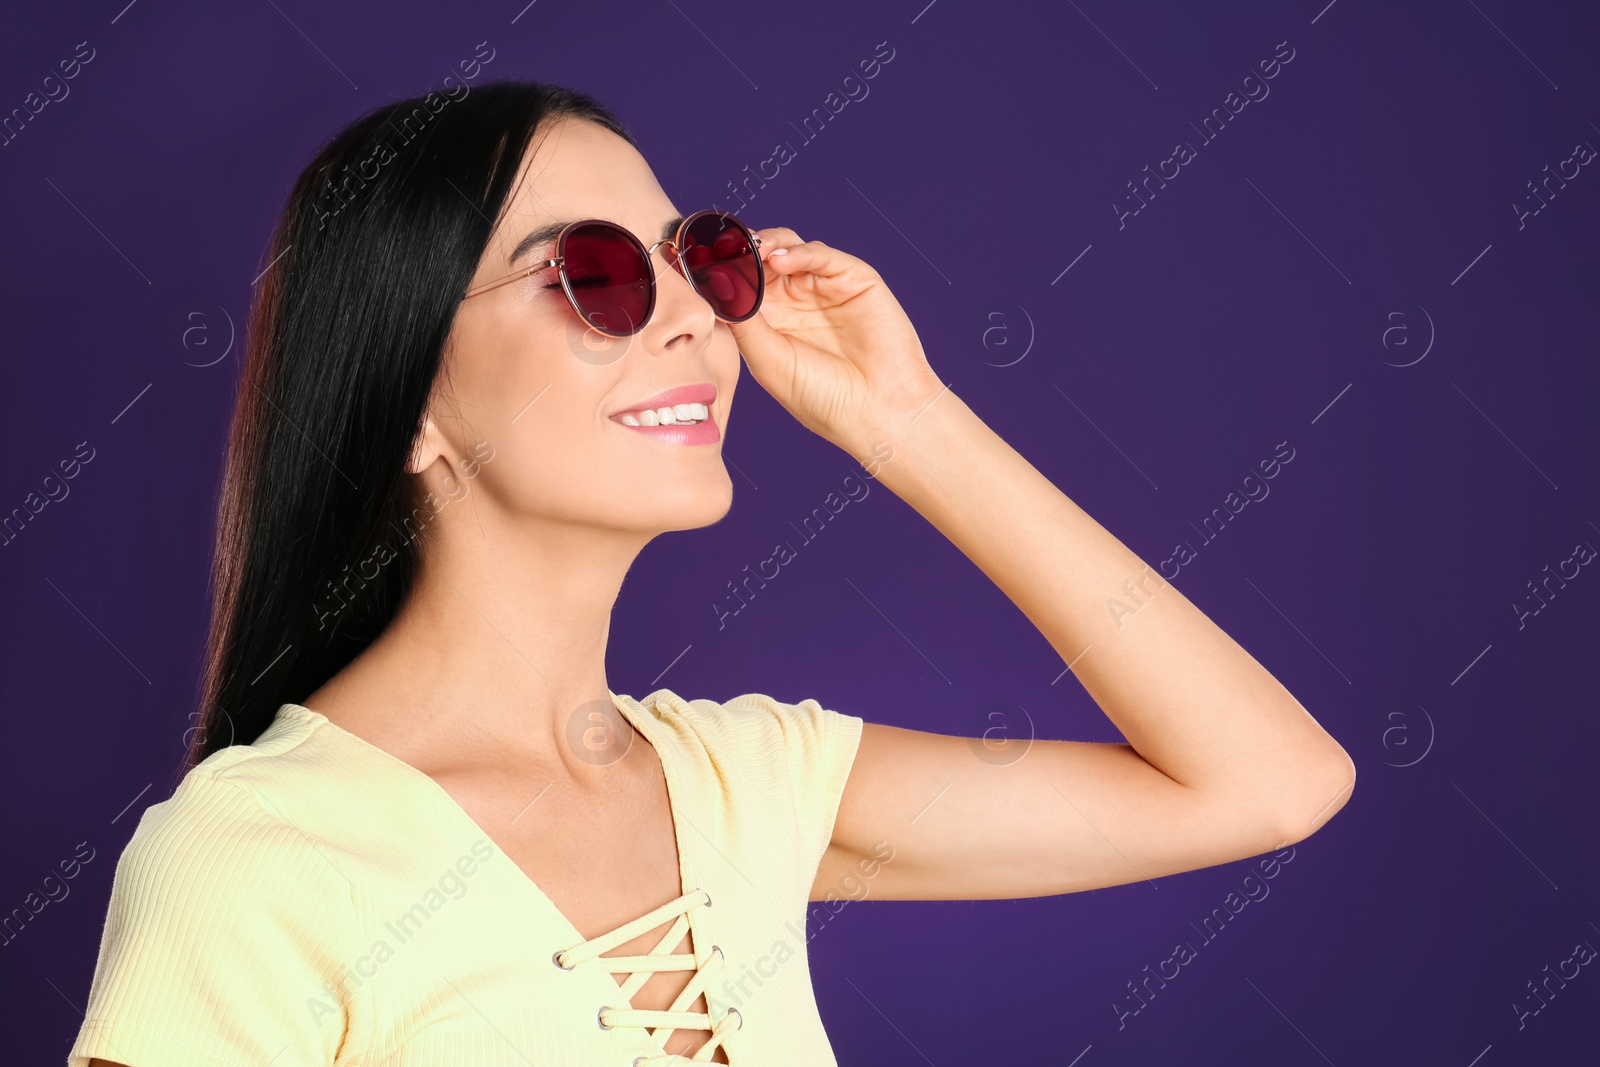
[464,258,562,300]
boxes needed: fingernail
[770,247,788,256]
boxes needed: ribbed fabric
[66,688,864,1067]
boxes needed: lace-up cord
[554,888,737,1062]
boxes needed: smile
[608,384,721,445]
[617,402,708,427]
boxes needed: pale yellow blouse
[66,688,865,1066]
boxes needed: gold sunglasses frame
[460,208,765,338]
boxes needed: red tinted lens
[680,213,762,322]
[561,223,653,336]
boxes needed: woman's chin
[618,481,733,535]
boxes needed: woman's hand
[724,227,946,457]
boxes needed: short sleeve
[67,771,362,1067]
[722,692,865,882]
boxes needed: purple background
[5,0,1599,1063]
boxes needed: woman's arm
[820,388,1352,900]
[728,229,1354,903]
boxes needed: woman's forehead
[514,117,657,204]
[494,122,675,251]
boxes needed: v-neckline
[277,688,698,951]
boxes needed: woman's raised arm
[727,229,1355,902]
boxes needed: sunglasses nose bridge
[646,239,712,316]
[647,238,688,280]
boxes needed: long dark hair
[182,79,634,775]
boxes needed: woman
[69,80,1353,1066]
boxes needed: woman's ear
[405,414,450,475]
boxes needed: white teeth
[620,402,709,428]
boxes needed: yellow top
[66,688,865,1067]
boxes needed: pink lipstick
[608,383,720,445]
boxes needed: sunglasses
[462,208,765,338]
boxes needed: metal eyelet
[724,1005,743,1030]
[702,890,713,907]
[552,949,574,971]
[597,1004,613,1030]
[632,1058,648,1067]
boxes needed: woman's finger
[755,226,804,250]
[753,227,803,286]
[724,292,797,383]
[762,239,872,281]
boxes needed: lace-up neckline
[552,885,740,1064]
[272,693,761,1064]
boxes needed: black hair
[182,79,634,774]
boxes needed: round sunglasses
[462,208,765,338]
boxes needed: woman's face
[422,116,740,540]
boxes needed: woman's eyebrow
[509,215,685,265]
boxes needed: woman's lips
[609,382,717,418]
[608,384,721,445]
[611,417,721,445]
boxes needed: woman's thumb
[726,308,795,387]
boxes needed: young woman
[69,80,1353,1067]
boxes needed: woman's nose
[642,245,714,352]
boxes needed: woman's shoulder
[625,688,866,876]
[632,685,861,730]
[620,687,865,782]
[70,707,368,1067]
[118,703,392,893]
[118,707,352,888]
